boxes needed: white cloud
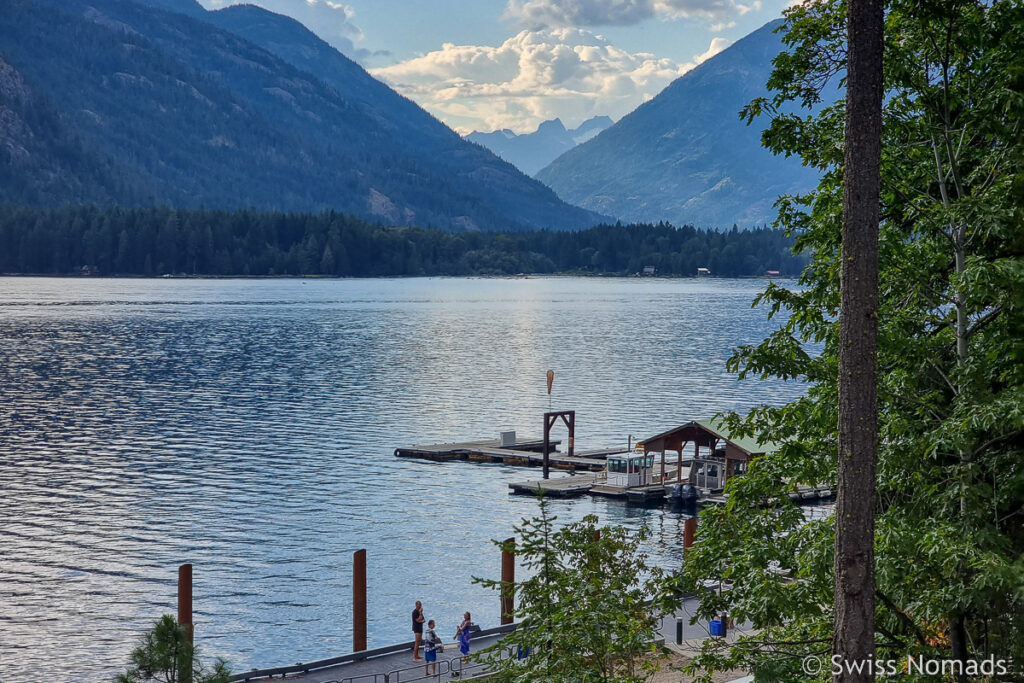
[504,0,762,28]
[694,35,732,62]
[371,30,729,134]
[200,0,368,57]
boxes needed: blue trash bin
[709,619,724,636]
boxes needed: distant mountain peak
[537,118,566,133]
[465,115,614,177]
[576,115,613,132]
[535,19,826,228]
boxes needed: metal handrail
[229,623,518,681]
[321,675,387,683]
[450,644,517,679]
[386,656,451,682]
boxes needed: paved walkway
[240,597,750,683]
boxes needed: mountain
[466,116,614,176]
[201,4,457,146]
[535,20,824,228]
[0,55,138,205]
[0,0,604,231]
[131,0,206,17]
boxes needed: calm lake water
[0,276,810,682]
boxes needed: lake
[0,276,809,681]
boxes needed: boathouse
[636,418,775,491]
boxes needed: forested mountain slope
[0,0,603,231]
[0,55,138,205]
[536,20,823,228]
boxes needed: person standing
[423,619,442,676]
[412,600,425,661]
[454,611,472,657]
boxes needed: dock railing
[380,645,517,683]
[228,623,517,682]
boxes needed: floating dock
[509,472,834,507]
[509,473,678,503]
[395,431,834,508]
[508,471,605,497]
[394,436,619,472]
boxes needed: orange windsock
[546,369,554,395]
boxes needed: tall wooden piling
[683,516,697,551]
[500,538,515,625]
[178,563,193,643]
[353,549,367,652]
[178,563,193,683]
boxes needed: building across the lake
[696,267,711,277]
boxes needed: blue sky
[199,0,792,133]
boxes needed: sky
[198,0,793,134]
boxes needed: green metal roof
[695,417,777,455]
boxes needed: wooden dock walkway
[591,482,670,504]
[395,436,616,472]
[508,472,605,497]
[701,485,834,506]
[509,472,834,508]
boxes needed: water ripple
[0,276,811,682]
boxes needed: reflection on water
[0,276,812,681]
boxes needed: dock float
[512,477,673,504]
[509,475,835,508]
[395,436,617,472]
[701,486,835,506]
[508,472,604,497]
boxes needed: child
[423,619,441,676]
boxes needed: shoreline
[0,272,798,280]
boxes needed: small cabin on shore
[636,418,775,492]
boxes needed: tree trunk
[950,614,970,683]
[834,0,884,679]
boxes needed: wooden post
[542,414,551,480]
[684,516,697,551]
[565,412,575,458]
[661,450,666,483]
[353,549,367,652]
[178,564,193,644]
[677,442,683,482]
[588,529,601,574]
[500,538,515,625]
[178,563,193,683]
